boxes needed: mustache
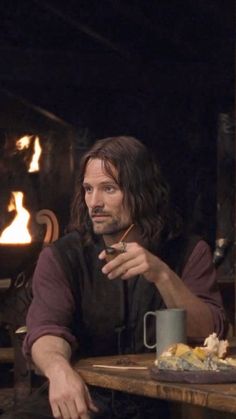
[91,208,110,216]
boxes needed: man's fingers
[51,403,64,419]
[73,401,92,418]
[58,402,70,419]
[51,401,61,418]
[66,400,80,419]
[98,249,107,259]
[101,252,128,275]
[81,414,91,419]
[51,400,83,419]
[105,255,139,279]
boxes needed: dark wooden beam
[0,46,134,88]
[31,0,131,60]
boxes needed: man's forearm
[31,335,72,379]
[155,264,215,338]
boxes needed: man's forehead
[84,158,118,180]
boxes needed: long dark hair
[69,136,181,249]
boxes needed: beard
[91,217,130,237]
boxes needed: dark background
[0,0,235,244]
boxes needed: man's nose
[90,190,104,208]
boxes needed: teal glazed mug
[143,308,187,357]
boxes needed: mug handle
[143,311,157,349]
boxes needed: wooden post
[214,113,235,335]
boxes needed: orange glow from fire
[0,192,32,244]
[28,136,42,173]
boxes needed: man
[3,136,226,419]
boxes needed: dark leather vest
[52,231,200,357]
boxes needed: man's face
[83,158,132,236]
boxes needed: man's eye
[104,185,116,193]
[84,186,92,193]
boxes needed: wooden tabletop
[74,353,236,414]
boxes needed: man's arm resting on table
[31,335,98,419]
[31,335,72,377]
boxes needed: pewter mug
[143,308,187,357]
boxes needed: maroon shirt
[23,240,226,357]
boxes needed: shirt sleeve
[181,240,227,339]
[23,246,77,358]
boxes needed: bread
[156,335,234,371]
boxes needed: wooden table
[74,353,236,415]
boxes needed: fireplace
[0,86,84,293]
[0,89,80,234]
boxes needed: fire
[0,192,32,244]
[16,135,42,173]
[16,135,33,150]
[28,136,42,173]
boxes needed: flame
[16,135,42,173]
[16,135,33,150]
[28,136,42,173]
[0,192,32,244]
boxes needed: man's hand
[99,241,167,284]
[48,364,98,419]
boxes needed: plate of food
[150,333,236,383]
